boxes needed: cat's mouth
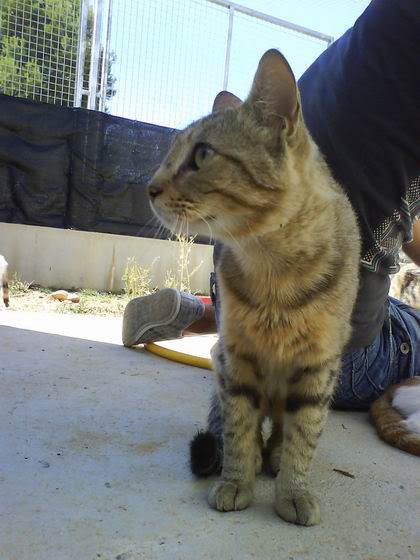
[151,201,202,226]
[151,200,222,240]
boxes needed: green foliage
[9,272,32,294]
[0,0,81,103]
[55,289,129,315]
[0,0,116,107]
[163,235,203,294]
[122,257,157,298]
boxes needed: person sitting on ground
[122,0,420,410]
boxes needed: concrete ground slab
[0,310,418,560]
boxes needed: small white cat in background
[390,262,420,308]
[371,377,420,456]
[0,255,10,308]
[393,382,420,435]
[371,262,420,456]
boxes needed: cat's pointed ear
[247,49,299,133]
[212,91,242,113]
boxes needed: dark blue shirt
[298,0,420,350]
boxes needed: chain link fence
[0,0,333,127]
[105,0,333,128]
[0,0,81,106]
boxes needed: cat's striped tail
[0,255,9,308]
[190,392,223,476]
[370,377,420,457]
[2,269,9,307]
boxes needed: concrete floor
[1,310,419,560]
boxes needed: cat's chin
[151,206,215,239]
[150,206,176,232]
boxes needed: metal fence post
[74,0,89,107]
[209,0,333,44]
[88,0,104,110]
[223,5,234,91]
[99,0,112,112]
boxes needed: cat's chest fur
[219,272,341,368]
[216,194,359,369]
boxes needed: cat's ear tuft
[247,49,299,133]
[212,91,242,113]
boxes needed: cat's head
[148,49,309,242]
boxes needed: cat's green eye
[192,143,214,170]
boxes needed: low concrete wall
[0,223,214,294]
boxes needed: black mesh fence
[0,93,178,239]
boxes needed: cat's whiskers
[180,212,188,239]
[196,201,246,254]
[168,215,179,240]
[155,223,165,240]
[214,218,247,257]
[152,222,162,240]
[156,217,172,240]
[137,213,163,239]
[191,208,215,244]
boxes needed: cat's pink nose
[147,182,164,200]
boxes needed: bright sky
[106,0,370,129]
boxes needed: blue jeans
[334,297,420,410]
[210,274,419,410]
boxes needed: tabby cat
[369,263,420,456]
[0,255,9,308]
[148,49,361,526]
[371,377,420,456]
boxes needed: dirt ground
[6,259,419,317]
[8,283,131,316]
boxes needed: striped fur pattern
[149,50,360,526]
[0,255,9,308]
[370,377,420,456]
[389,262,420,308]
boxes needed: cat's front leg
[274,362,339,526]
[208,344,261,512]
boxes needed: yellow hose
[144,342,212,370]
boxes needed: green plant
[0,0,80,102]
[164,235,203,293]
[122,257,157,297]
[9,272,32,294]
[0,0,116,109]
[163,270,177,290]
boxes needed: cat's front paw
[275,490,320,526]
[208,480,253,512]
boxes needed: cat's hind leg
[274,360,339,526]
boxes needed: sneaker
[122,288,205,346]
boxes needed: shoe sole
[123,289,182,346]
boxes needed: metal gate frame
[74,0,333,112]
[208,0,334,90]
[74,0,113,110]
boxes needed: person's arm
[402,219,420,266]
